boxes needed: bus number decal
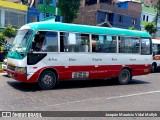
[48,58,57,61]
[69,58,76,61]
[72,72,89,78]
[92,58,102,61]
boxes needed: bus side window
[141,38,151,55]
[107,36,117,53]
[60,32,77,52]
[92,35,102,52]
[33,31,46,52]
[60,32,90,52]
[76,33,90,52]
[119,37,140,54]
[45,32,58,52]
[92,35,117,53]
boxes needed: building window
[29,16,37,23]
[38,0,44,4]
[143,15,145,21]
[46,13,50,17]
[3,9,26,29]
[132,18,136,25]
[146,16,149,22]
[119,15,124,22]
[18,13,26,28]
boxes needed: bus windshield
[11,29,33,53]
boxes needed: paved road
[0,72,160,118]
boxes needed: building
[0,0,27,28]
[136,0,160,38]
[140,4,157,31]
[74,0,141,30]
[27,0,62,23]
[116,1,142,29]
[0,0,62,29]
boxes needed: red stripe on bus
[7,64,151,83]
[29,64,151,82]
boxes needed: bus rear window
[141,38,151,55]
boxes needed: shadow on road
[7,81,41,92]
[128,79,150,85]
[7,79,150,92]
[2,74,10,78]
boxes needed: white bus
[151,39,160,72]
[7,19,152,89]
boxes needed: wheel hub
[42,74,53,86]
[121,72,128,82]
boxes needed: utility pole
[155,0,160,28]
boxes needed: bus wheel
[118,69,131,85]
[151,63,156,73]
[38,70,57,90]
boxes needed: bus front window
[11,29,33,53]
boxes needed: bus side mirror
[29,49,33,53]
[153,52,156,56]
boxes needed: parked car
[2,59,7,71]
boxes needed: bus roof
[152,39,160,44]
[21,21,151,38]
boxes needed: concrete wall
[128,2,142,14]
[74,3,141,29]
[74,4,98,25]
[113,13,140,30]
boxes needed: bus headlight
[15,67,20,72]
[15,67,27,74]
[20,67,27,74]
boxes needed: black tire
[38,70,57,90]
[151,63,156,73]
[118,69,131,85]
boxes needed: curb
[0,70,4,73]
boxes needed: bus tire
[151,63,156,73]
[118,69,131,85]
[38,70,57,90]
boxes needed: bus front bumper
[7,69,28,82]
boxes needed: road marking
[34,90,160,110]
[104,90,160,100]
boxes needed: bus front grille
[7,65,15,71]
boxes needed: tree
[129,26,136,30]
[154,0,160,27]
[0,32,6,46]
[144,22,157,35]
[0,24,17,46]
[3,24,17,38]
[58,0,81,23]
